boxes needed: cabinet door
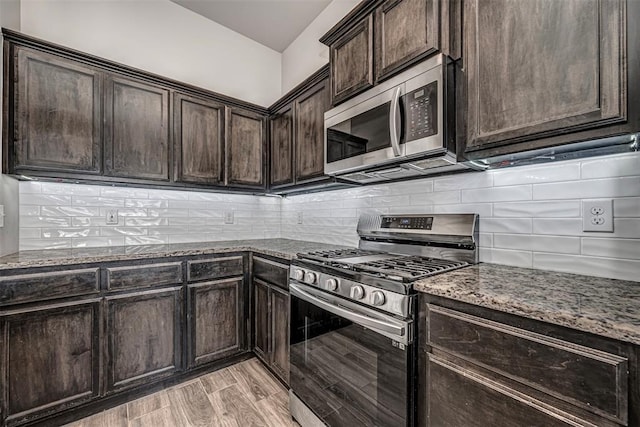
[0,300,101,424]
[269,104,294,187]
[463,0,626,154]
[375,0,439,82]
[104,75,171,181]
[226,107,266,188]
[253,279,270,363]
[270,286,290,384]
[105,287,182,392]
[330,15,374,105]
[174,93,225,185]
[295,79,330,182]
[13,47,102,174]
[188,278,243,367]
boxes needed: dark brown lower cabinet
[187,278,243,367]
[419,297,638,427]
[253,278,289,385]
[0,299,101,426]
[105,287,183,392]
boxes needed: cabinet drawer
[106,262,183,291]
[427,354,592,427]
[0,268,100,305]
[253,257,289,289]
[187,256,243,282]
[428,305,628,423]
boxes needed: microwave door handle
[389,86,402,157]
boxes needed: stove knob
[293,269,305,281]
[325,278,338,291]
[350,285,364,300]
[304,272,317,285]
[371,291,386,306]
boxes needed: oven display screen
[381,216,433,230]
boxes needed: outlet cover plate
[224,211,234,224]
[582,199,613,232]
[297,212,303,224]
[106,209,119,225]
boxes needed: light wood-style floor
[64,358,298,427]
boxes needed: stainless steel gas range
[288,213,479,427]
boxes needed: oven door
[289,282,414,427]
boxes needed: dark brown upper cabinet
[268,67,330,190]
[374,0,439,82]
[330,15,374,105]
[295,79,330,182]
[11,47,102,174]
[462,0,629,158]
[104,75,171,181]
[269,103,294,187]
[226,107,266,188]
[174,93,225,185]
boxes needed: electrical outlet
[106,209,118,225]
[297,212,303,224]
[0,205,4,228]
[224,211,234,224]
[582,199,613,232]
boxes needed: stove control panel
[381,215,433,230]
[289,266,411,318]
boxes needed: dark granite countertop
[414,263,640,346]
[0,239,353,271]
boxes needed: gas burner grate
[298,249,381,262]
[354,256,469,282]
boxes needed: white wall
[20,0,282,107]
[281,0,359,94]
[0,1,21,257]
[281,151,640,283]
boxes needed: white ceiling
[170,0,332,52]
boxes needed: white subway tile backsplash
[581,152,640,179]
[434,172,493,191]
[581,237,640,260]
[16,151,640,282]
[493,163,580,186]
[494,234,580,254]
[493,201,580,218]
[73,196,125,207]
[480,218,532,234]
[533,177,640,200]
[461,185,532,203]
[480,248,533,268]
[42,228,100,238]
[41,206,101,217]
[614,197,640,218]
[533,253,640,282]
[21,194,72,206]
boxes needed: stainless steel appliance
[288,213,479,427]
[324,55,484,183]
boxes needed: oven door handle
[290,283,411,344]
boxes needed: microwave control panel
[381,216,434,230]
[404,81,438,142]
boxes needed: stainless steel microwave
[324,54,476,182]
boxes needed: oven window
[290,294,411,427]
[326,103,392,163]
